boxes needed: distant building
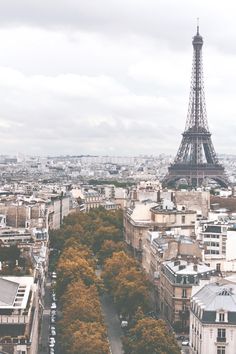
[124,200,196,260]
[190,282,236,354]
[142,231,203,280]
[200,222,236,272]
[175,190,210,219]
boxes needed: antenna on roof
[197,17,200,35]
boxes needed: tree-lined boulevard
[50,208,180,354]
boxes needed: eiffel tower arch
[163,26,229,188]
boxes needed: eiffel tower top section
[185,25,209,133]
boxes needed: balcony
[216,337,226,342]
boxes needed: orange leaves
[123,318,180,354]
[102,252,150,316]
[57,239,109,353]
[70,321,109,354]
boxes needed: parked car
[51,272,57,279]
[51,328,56,336]
[51,302,57,309]
[52,294,57,302]
[50,316,56,323]
[121,320,128,328]
[182,340,189,346]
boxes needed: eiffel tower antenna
[163,26,229,188]
[197,17,199,35]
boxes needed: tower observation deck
[163,26,229,188]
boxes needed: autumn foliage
[53,208,123,354]
[123,317,180,354]
[52,207,179,354]
[102,251,151,317]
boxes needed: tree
[123,318,180,354]
[92,225,123,253]
[56,246,98,296]
[113,268,150,316]
[61,320,109,354]
[61,280,102,324]
[97,240,125,264]
[0,245,20,261]
[102,251,137,292]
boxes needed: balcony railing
[0,314,29,324]
[216,337,226,342]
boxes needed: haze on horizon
[0,0,235,156]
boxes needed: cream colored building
[159,260,216,332]
[142,231,203,280]
[124,201,196,259]
[190,282,236,354]
[0,276,39,354]
[175,190,210,218]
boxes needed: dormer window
[219,313,225,322]
[216,310,228,323]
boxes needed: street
[100,293,124,354]
[38,277,52,354]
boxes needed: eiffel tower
[163,25,229,188]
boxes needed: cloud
[0,0,235,155]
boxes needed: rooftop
[193,282,236,312]
[0,278,19,307]
[163,259,214,276]
[0,277,34,309]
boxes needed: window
[217,346,225,354]
[182,288,187,298]
[219,313,225,322]
[181,215,185,224]
[217,328,226,342]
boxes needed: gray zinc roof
[0,278,19,307]
[193,283,236,312]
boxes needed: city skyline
[0,1,236,156]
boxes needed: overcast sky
[0,0,236,156]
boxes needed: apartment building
[124,200,196,259]
[142,231,203,280]
[200,222,236,272]
[0,276,39,354]
[190,282,236,354]
[159,259,216,332]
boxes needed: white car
[121,320,128,328]
[182,340,189,346]
[51,329,56,336]
[51,302,57,309]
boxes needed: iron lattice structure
[163,26,229,188]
